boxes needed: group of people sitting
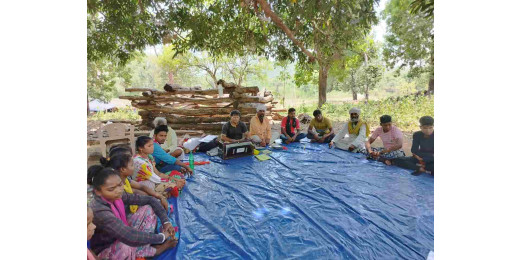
[221,105,434,176]
[87,122,195,259]
[87,105,434,259]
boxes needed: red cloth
[281,117,300,135]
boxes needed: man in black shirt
[384,116,434,176]
[221,110,250,142]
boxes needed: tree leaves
[409,0,434,19]
[382,0,433,80]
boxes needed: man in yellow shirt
[307,109,335,143]
[249,104,271,147]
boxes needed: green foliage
[410,0,434,19]
[88,107,141,121]
[87,0,381,105]
[87,59,132,102]
[156,46,188,74]
[382,0,434,79]
[87,1,165,64]
[294,63,318,88]
[359,63,384,96]
[327,36,383,99]
[127,54,169,89]
[297,95,434,131]
[156,45,203,86]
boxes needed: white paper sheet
[199,135,218,143]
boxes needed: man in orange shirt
[249,104,271,147]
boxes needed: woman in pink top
[362,115,406,159]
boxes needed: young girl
[87,207,99,260]
[133,136,186,195]
[88,165,177,259]
[101,152,170,211]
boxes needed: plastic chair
[97,123,135,157]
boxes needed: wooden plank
[153,86,259,96]
[164,115,255,124]
[170,122,249,131]
[164,83,202,92]
[121,95,237,104]
[100,119,142,124]
[125,88,157,92]
[134,129,205,136]
[132,105,258,116]
[122,96,274,105]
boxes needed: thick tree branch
[254,0,317,63]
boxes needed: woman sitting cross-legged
[101,152,171,211]
[133,136,186,198]
[88,165,178,259]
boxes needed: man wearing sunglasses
[329,107,370,152]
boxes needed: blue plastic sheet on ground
[157,143,434,259]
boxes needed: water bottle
[189,151,195,170]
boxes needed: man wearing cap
[249,104,271,147]
[329,107,370,152]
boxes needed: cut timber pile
[120,80,275,132]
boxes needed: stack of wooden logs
[119,80,276,132]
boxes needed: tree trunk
[363,52,369,101]
[211,76,218,89]
[428,76,434,94]
[318,64,329,108]
[350,71,357,101]
[87,96,90,116]
[168,71,174,84]
[429,52,434,94]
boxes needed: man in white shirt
[329,107,369,152]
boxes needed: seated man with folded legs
[362,115,406,160]
[385,116,434,176]
[307,109,335,143]
[152,125,193,176]
[280,108,306,144]
[221,110,250,143]
[149,117,185,160]
[329,107,370,152]
[249,104,271,147]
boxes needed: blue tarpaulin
[157,143,434,259]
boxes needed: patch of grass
[296,95,434,132]
[88,107,141,121]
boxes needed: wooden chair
[97,123,135,157]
